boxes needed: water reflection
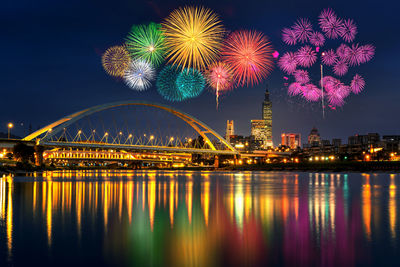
[0,171,399,266]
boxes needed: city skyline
[1,0,399,146]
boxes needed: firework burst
[102,46,131,77]
[278,52,298,74]
[222,30,274,86]
[333,60,348,76]
[302,84,322,101]
[162,6,225,71]
[309,32,325,47]
[321,49,337,65]
[318,8,344,39]
[295,46,317,67]
[123,60,155,91]
[350,74,365,94]
[176,68,206,99]
[293,18,313,43]
[205,62,234,108]
[282,28,298,45]
[341,19,357,42]
[125,22,166,67]
[336,44,350,60]
[156,65,186,102]
[288,82,303,96]
[293,70,310,84]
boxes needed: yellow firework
[102,46,131,77]
[162,6,225,71]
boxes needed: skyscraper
[251,86,273,148]
[225,120,234,142]
[281,133,301,149]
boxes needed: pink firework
[350,74,365,94]
[288,82,303,96]
[295,46,317,67]
[327,85,350,107]
[359,44,375,64]
[292,18,313,43]
[278,52,298,74]
[347,43,363,66]
[293,69,310,84]
[282,28,297,45]
[309,32,325,46]
[318,8,344,39]
[336,44,350,60]
[321,49,337,66]
[333,60,348,76]
[302,83,322,101]
[206,62,234,92]
[341,19,357,42]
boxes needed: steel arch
[23,101,237,153]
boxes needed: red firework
[205,62,234,108]
[222,30,274,86]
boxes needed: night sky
[1,0,399,145]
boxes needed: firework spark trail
[205,62,234,109]
[162,6,225,71]
[222,30,274,86]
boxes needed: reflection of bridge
[23,101,238,167]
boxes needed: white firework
[124,59,155,91]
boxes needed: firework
[350,74,365,94]
[336,44,350,60]
[102,46,131,77]
[302,84,322,101]
[341,19,357,42]
[293,70,310,84]
[359,44,375,64]
[309,32,325,47]
[176,68,206,99]
[123,60,155,91]
[162,6,225,70]
[288,82,303,96]
[125,22,166,67]
[318,8,344,39]
[321,76,340,93]
[222,30,274,86]
[321,49,337,66]
[327,85,350,107]
[293,18,313,43]
[205,62,234,108]
[333,60,348,76]
[282,28,298,45]
[156,65,186,102]
[347,43,363,66]
[278,52,298,74]
[295,46,317,67]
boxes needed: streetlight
[7,123,13,139]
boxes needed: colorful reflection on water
[0,171,399,266]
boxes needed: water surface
[0,171,399,266]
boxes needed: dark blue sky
[1,0,399,145]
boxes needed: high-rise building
[225,120,234,142]
[262,86,273,147]
[281,133,301,149]
[308,127,321,146]
[250,86,273,149]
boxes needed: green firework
[156,65,187,102]
[125,22,166,67]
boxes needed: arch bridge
[23,101,238,166]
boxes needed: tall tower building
[262,86,273,147]
[225,120,234,142]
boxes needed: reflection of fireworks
[102,46,131,77]
[124,60,155,91]
[162,6,224,70]
[156,65,186,102]
[222,30,273,86]
[125,22,166,67]
[205,62,234,108]
[176,68,206,99]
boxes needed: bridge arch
[23,101,237,154]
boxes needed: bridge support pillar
[214,155,219,168]
[34,145,44,166]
